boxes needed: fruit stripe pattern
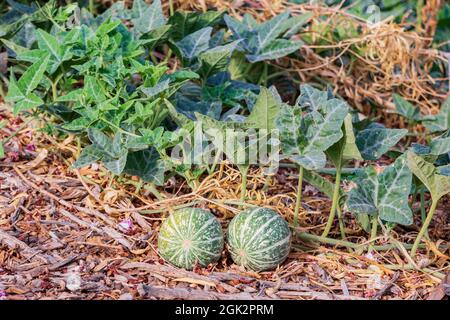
[227,207,291,271]
[158,208,224,270]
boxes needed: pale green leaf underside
[407,151,450,200]
[245,86,279,130]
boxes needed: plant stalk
[411,199,438,257]
[144,183,165,201]
[51,82,58,101]
[368,215,378,253]
[296,231,427,251]
[169,0,174,16]
[259,63,268,87]
[0,82,5,100]
[278,163,362,175]
[89,0,95,14]
[420,190,429,239]
[294,165,304,227]
[239,166,249,206]
[336,207,346,239]
[321,164,342,237]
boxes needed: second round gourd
[227,207,291,272]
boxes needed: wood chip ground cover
[0,0,449,301]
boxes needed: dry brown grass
[1,107,449,299]
[170,0,449,126]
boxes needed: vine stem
[0,81,5,100]
[259,63,268,87]
[368,216,378,253]
[239,166,249,207]
[411,199,438,257]
[99,118,140,137]
[295,231,428,251]
[51,82,58,101]
[336,207,346,239]
[278,163,362,175]
[89,0,95,14]
[321,165,342,237]
[293,166,304,227]
[420,190,429,239]
[169,0,174,16]
[144,183,165,201]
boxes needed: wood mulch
[0,107,449,300]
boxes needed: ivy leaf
[423,96,450,133]
[378,155,413,224]
[61,117,92,132]
[255,11,291,49]
[341,115,363,161]
[197,41,239,79]
[36,29,63,63]
[96,18,121,36]
[84,76,106,103]
[132,0,166,36]
[296,84,328,111]
[124,148,166,185]
[356,123,407,160]
[346,155,413,225]
[73,144,103,168]
[102,150,128,175]
[175,27,212,64]
[246,38,301,63]
[290,151,326,170]
[87,127,117,157]
[165,99,194,129]
[1,38,28,55]
[407,151,450,201]
[176,96,222,121]
[223,15,253,51]
[13,93,44,114]
[430,134,450,155]
[6,0,37,14]
[225,11,305,62]
[139,25,171,49]
[327,114,362,167]
[283,12,313,38]
[15,49,47,64]
[301,99,348,156]
[56,89,83,102]
[169,10,224,41]
[276,86,348,170]
[141,79,170,98]
[245,86,279,130]
[17,55,49,95]
[392,94,421,121]
[346,166,378,215]
[5,74,25,103]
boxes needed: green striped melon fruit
[227,207,291,271]
[158,208,224,270]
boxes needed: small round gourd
[158,208,224,270]
[227,207,291,271]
